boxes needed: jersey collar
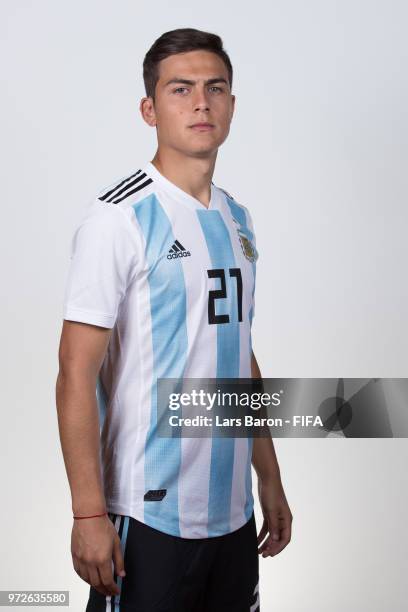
[142,161,219,212]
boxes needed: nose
[193,86,210,111]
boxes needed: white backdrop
[1,1,407,610]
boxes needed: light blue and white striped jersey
[63,161,258,538]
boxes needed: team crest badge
[237,229,257,262]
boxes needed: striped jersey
[62,161,258,538]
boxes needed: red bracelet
[73,511,108,520]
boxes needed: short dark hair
[143,28,233,101]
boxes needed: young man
[56,28,292,612]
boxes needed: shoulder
[71,169,153,244]
[214,183,255,230]
[85,166,159,236]
[96,167,155,211]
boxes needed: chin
[188,140,223,156]
[189,147,218,159]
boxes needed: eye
[173,87,189,94]
[209,86,223,93]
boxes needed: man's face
[147,50,235,158]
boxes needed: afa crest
[237,229,258,262]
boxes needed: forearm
[250,351,282,484]
[252,437,282,484]
[55,370,106,515]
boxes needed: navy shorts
[86,511,260,611]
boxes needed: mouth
[189,123,215,131]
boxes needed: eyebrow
[164,77,229,88]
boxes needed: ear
[230,94,236,120]
[140,96,157,127]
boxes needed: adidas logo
[167,239,191,260]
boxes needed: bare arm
[250,350,293,558]
[250,351,281,484]
[56,320,110,516]
[56,320,125,596]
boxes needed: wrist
[72,499,107,517]
[73,510,107,520]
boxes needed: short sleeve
[62,201,142,329]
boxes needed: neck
[151,148,217,208]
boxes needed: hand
[257,477,293,558]
[71,515,126,597]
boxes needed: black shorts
[86,511,260,612]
